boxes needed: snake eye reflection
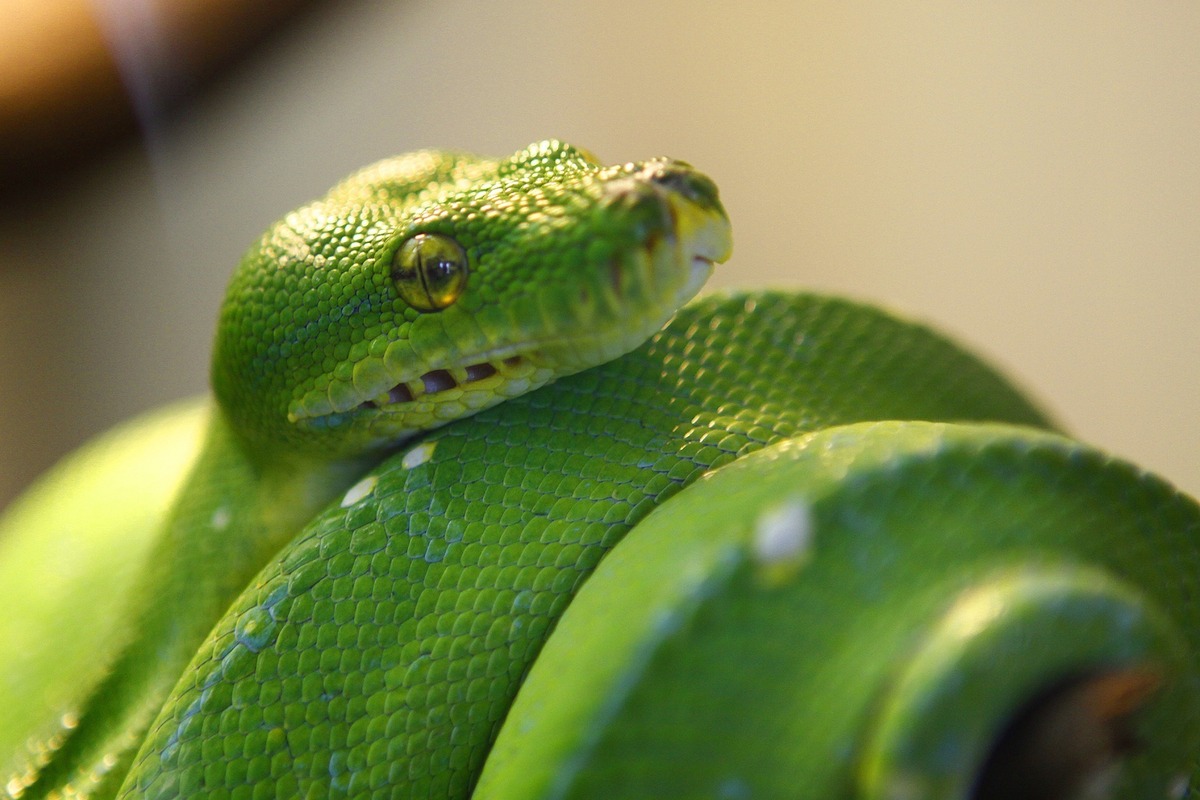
[391,233,468,312]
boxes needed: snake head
[211,140,732,459]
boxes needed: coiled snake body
[2,142,1197,800]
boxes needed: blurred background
[0,1,1197,508]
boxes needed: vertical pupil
[414,246,430,299]
[427,258,452,284]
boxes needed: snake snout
[600,159,732,264]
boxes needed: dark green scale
[121,291,1051,799]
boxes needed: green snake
[1,141,1198,800]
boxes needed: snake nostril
[639,160,720,211]
[671,172,719,211]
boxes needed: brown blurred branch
[0,0,316,193]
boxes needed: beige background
[1,1,1197,507]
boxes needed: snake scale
[1,141,1198,800]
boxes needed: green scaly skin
[477,420,1200,799]
[4,142,1199,800]
[118,291,1200,800]
[2,141,730,799]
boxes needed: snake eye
[391,233,468,312]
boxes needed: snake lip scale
[355,356,523,409]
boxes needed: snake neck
[136,408,380,659]
[23,407,381,800]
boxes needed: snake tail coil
[478,423,1200,800]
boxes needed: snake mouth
[354,355,530,411]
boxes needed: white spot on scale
[341,475,378,508]
[753,498,812,565]
[751,498,813,587]
[402,440,438,470]
[211,507,232,531]
[1168,774,1189,799]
